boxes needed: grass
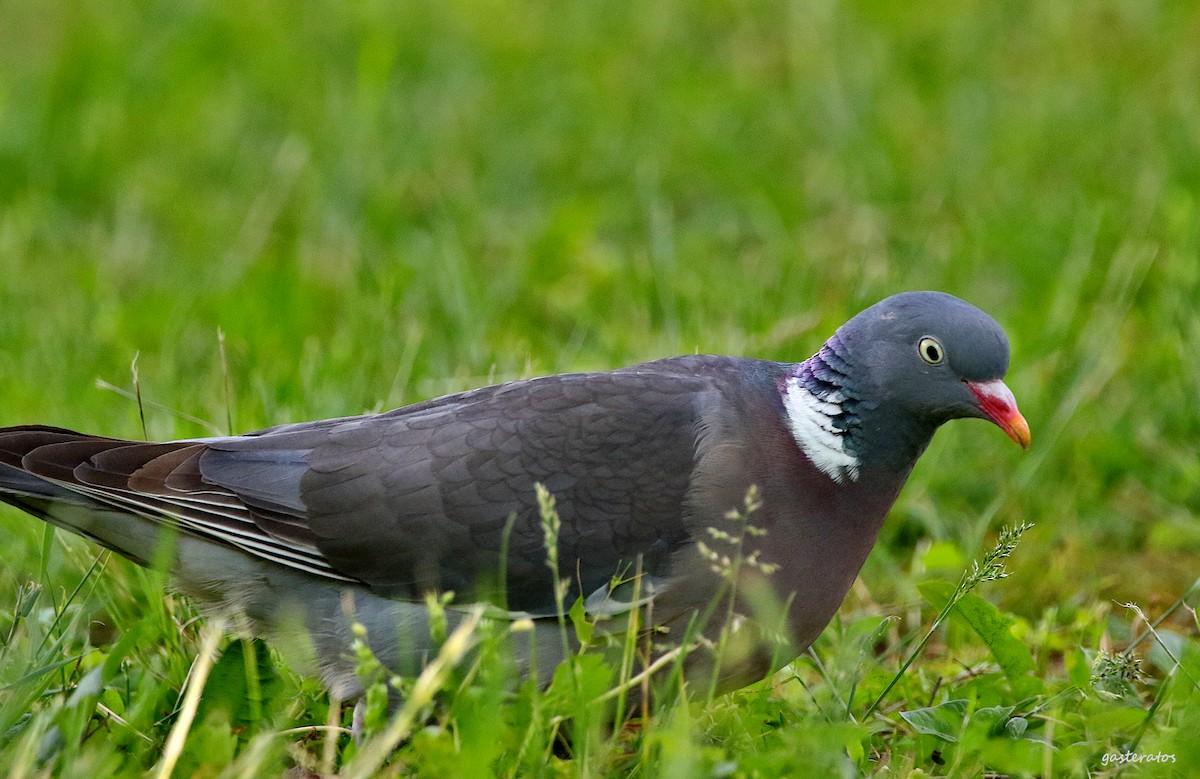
[0,0,1198,775]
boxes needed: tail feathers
[0,460,94,504]
[0,426,128,497]
[0,427,328,613]
[0,426,193,565]
[0,427,121,512]
[0,425,356,584]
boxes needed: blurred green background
[0,0,1198,771]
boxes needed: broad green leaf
[919,580,1043,697]
[195,638,281,731]
[568,596,594,645]
[1005,716,1029,738]
[899,698,968,742]
[973,704,1015,734]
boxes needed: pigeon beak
[965,379,1031,450]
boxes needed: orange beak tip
[1007,413,1032,451]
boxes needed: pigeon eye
[918,337,944,365]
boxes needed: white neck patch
[782,377,860,484]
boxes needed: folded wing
[0,361,721,616]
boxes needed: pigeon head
[785,291,1029,482]
[841,290,1030,446]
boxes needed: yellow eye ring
[918,337,944,365]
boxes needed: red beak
[965,379,1031,450]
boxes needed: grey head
[787,291,1029,480]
